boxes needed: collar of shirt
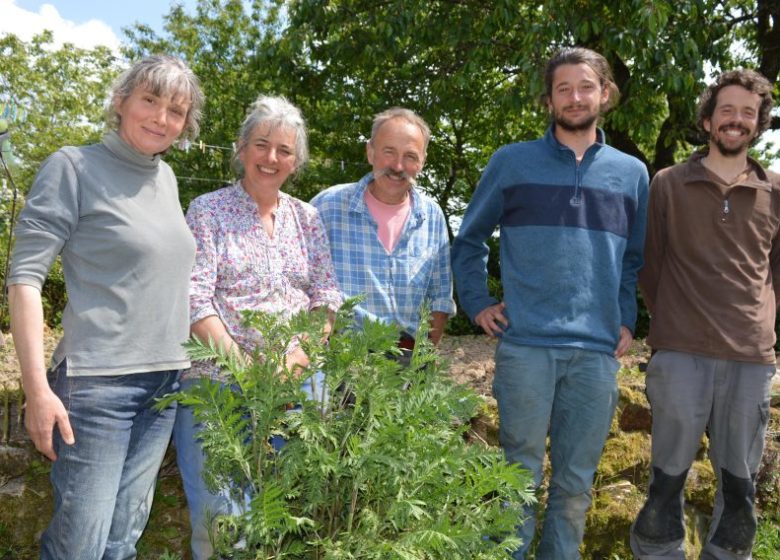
[103,130,161,169]
[347,172,426,229]
[544,124,606,163]
[233,182,293,220]
[684,151,773,192]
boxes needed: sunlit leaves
[0,32,118,191]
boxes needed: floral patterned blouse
[184,182,343,379]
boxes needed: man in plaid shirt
[311,107,455,349]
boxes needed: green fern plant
[166,300,534,559]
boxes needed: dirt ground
[0,330,653,392]
[2,329,775,403]
[438,333,653,397]
[0,327,61,391]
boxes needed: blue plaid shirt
[311,173,455,336]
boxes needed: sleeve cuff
[430,297,457,316]
[309,291,344,313]
[190,305,219,326]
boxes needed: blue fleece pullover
[452,126,649,354]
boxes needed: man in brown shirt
[630,69,780,559]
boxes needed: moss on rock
[0,456,51,557]
[756,439,780,520]
[467,397,500,447]
[685,460,716,512]
[616,385,652,433]
[584,481,644,559]
[596,431,650,483]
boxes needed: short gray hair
[106,54,204,141]
[233,95,309,176]
[370,107,431,152]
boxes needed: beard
[710,125,754,157]
[554,106,600,132]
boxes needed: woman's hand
[24,387,74,461]
[191,316,246,359]
[285,346,310,378]
[10,284,75,460]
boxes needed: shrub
[168,301,534,559]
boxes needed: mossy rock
[0,443,37,477]
[584,480,711,560]
[685,460,716,512]
[467,397,500,447]
[681,504,710,558]
[584,481,644,559]
[0,457,52,557]
[616,385,652,433]
[596,431,650,484]
[768,407,780,440]
[0,446,192,560]
[756,438,780,520]
[0,387,26,444]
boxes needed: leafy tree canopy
[118,0,780,224]
[4,0,779,213]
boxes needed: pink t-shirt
[364,188,412,252]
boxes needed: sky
[1,0,199,51]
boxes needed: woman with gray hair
[7,54,203,559]
[174,94,342,560]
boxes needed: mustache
[375,167,416,183]
[718,123,751,135]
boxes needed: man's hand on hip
[475,302,508,337]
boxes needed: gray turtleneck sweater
[8,131,196,376]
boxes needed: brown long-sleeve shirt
[640,152,780,364]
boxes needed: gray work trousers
[630,350,774,560]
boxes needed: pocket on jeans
[747,398,771,469]
[46,358,67,386]
[645,349,668,376]
[605,354,621,376]
[493,338,503,358]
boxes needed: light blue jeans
[174,371,327,560]
[41,360,179,560]
[492,341,619,560]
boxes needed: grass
[754,517,780,560]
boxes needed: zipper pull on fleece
[721,198,730,222]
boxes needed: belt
[398,332,415,351]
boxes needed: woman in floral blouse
[173,95,342,560]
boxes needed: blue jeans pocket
[46,358,66,386]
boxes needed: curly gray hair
[233,95,309,176]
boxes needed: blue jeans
[492,341,619,560]
[40,360,179,560]
[174,370,327,560]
